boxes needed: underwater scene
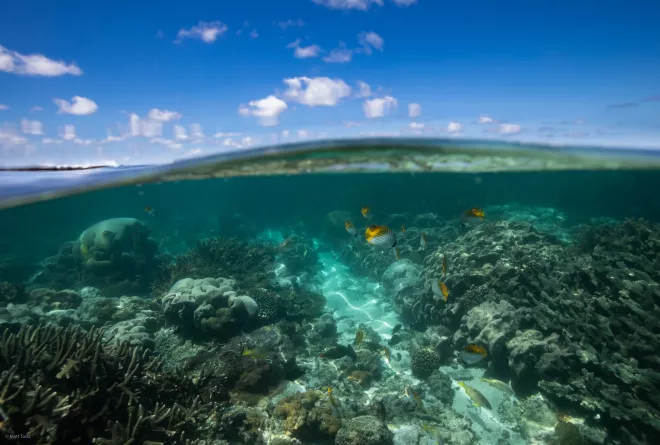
[1,160,660,445]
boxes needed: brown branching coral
[0,324,217,445]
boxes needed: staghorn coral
[0,324,220,445]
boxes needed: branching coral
[0,324,218,444]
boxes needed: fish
[404,386,424,408]
[327,387,341,417]
[396,352,402,361]
[361,205,371,219]
[278,237,297,252]
[383,347,391,362]
[144,206,158,217]
[394,247,401,260]
[345,220,358,237]
[365,225,397,248]
[401,224,406,233]
[481,378,515,395]
[420,232,428,250]
[388,334,402,346]
[460,343,488,365]
[80,243,89,257]
[460,207,485,227]
[431,280,449,302]
[442,255,447,278]
[242,347,270,359]
[327,387,337,407]
[355,329,365,346]
[457,381,492,409]
[320,344,357,361]
[392,324,402,335]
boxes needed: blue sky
[1,0,659,166]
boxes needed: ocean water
[0,139,659,445]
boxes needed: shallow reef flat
[0,173,659,445]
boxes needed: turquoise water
[0,142,659,445]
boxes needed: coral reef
[0,281,26,305]
[272,390,341,441]
[31,218,162,297]
[153,237,276,296]
[335,415,393,445]
[0,324,221,444]
[410,347,442,379]
[161,277,259,339]
[423,218,660,444]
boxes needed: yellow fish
[242,347,270,359]
[365,225,397,248]
[442,254,447,278]
[457,381,492,409]
[481,378,514,395]
[355,329,365,346]
[432,280,449,302]
[404,386,424,409]
[361,205,371,219]
[383,346,391,362]
[401,224,406,233]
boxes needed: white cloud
[238,95,288,126]
[141,120,163,138]
[190,123,204,139]
[356,81,372,98]
[31,106,43,112]
[297,129,310,139]
[282,77,352,106]
[250,29,259,39]
[363,96,397,118]
[54,96,98,115]
[176,21,228,43]
[0,124,29,147]
[150,138,182,150]
[73,138,94,146]
[323,47,353,63]
[287,40,321,58]
[0,45,82,77]
[409,122,424,130]
[61,124,76,141]
[276,19,305,29]
[478,115,496,124]
[128,113,162,137]
[392,0,417,5]
[408,103,421,117]
[357,31,384,54]
[21,119,43,135]
[312,0,384,10]
[295,44,321,58]
[0,104,8,110]
[214,131,241,138]
[148,108,182,122]
[174,125,188,140]
[42,138,62,145]
[448,121,462,133]
[497,123,521,135]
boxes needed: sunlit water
[0,139,659,445]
